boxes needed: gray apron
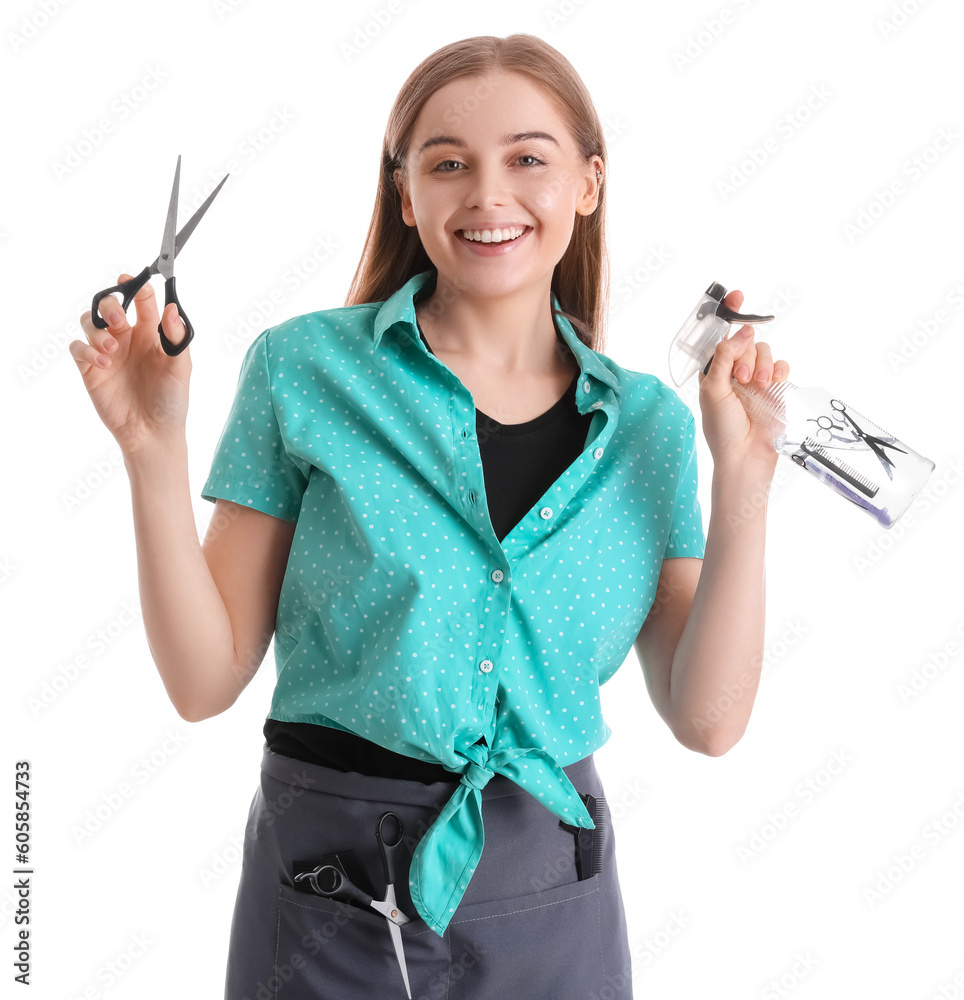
[224,745,633,999]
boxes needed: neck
[416,272,566,376]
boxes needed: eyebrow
[416,131,560,156]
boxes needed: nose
[463,159,511,210]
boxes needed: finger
[69,337,112,375]
[772,359,790,383]
[723,291,755,379]
[749,341,774,386]
[128,273,161,331]
[91,274,138,333]
[90,292,128,331]
[80,307,121,357]
[700,324,754,398]
[731,326,758,383]
[159,302,189,351]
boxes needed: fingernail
[735,365,750,381]
[756,370,771,385]
[109,311,123,327]
[104,336,117,351]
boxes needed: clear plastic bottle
[669,282,935,528]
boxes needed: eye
[518,154,545,167]
[431,159,463,173]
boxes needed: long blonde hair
[345,34,609,351]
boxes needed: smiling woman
[70,30,787,1000]
[347,35,609,349]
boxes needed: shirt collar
[372,269,619,394]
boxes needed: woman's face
[394,70,602,302]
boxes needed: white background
[3,0,962,997]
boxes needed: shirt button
[479,660,494,674]
[491,570,504,583]
[539,507,553,520]
[582,380,591,393]
[594,447,604,459]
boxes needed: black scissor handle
[376,811,405,886]
[293,865,340,896]
[91,266,152,329]
[294,865,376,910]
[158,276,194,356]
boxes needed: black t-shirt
[263,320,594,782]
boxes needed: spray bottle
[669,282,935,528]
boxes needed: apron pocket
[274,882,450,999]
[444,874,605,999]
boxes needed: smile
[460,226,527,243]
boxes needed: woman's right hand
[70,275,192,456]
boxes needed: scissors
[90,156,228,356]
[294,811,412,998]
[808,399,907,479]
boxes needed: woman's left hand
[697,289,790,478]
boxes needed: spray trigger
[668,281,775,386]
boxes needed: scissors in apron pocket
[90,155,228,356]
[294,811,413,998]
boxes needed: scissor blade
[146,171,229,275]
[387,920,412,999]
[173,173,229,257]
[157,155,181,280]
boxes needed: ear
[393,167,417,227]
[575,155,604,217]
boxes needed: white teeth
[462,227,525,243]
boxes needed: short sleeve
[663,413,706,559]
[200,330,310,523]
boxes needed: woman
[71,33,787,1000]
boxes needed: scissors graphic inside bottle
[295,811,412,998]
[90,156,228,356]
[807,399,908,480]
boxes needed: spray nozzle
[668,282,775,386]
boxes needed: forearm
[667,461,772,754]
[123,437,239,720]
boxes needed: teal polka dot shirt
[201,269,706,935]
